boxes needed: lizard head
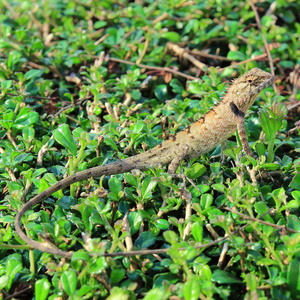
[229,68,274,113]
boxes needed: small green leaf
[261,163,280,170]
[61,270,78,296]
[13,108,39,129]
[188,82,208,95]
[183,276,201,300]
[141,177,157,199]
[290,173,300,190]
[246,273,257,292]
[154,84,168,101]
[212,270,242,284]
[110,268,125,284]
[155,219,169,230]
[1,80,13,90]
[292,191,300,201]
[53,124,77,156]
[89,257,108,274]
[191,221,203,242]
[22,126,35,140]
[161,31,181,42]
[227,51,245,61]
[200,194,213,210]
[186,163,206,179]
[170,78,184,93]
[287,257,300,298]
[35,278,51,300]
[71,252,91,263]
[94,20,107,29]
[0,275,9,290]
[6,259,23,290]
[108,177,122,193]
[132,120,146,134]
[24,69,45,80]
[0,109,14,130]
[128,211,143,235]
[129,89,141,100]
[144,288,165,300]
[134,232,156,248]
[163,230,177,244]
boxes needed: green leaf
[246,273,257,292]
[290,173,300,190]
[212,270,242,284]
[53,124,77,156]
[141,177,157,199]
[227,51,245,61]
[108,177,122,193]
[210,162,221,173]
[128,211,143,235]
[161,31,181,42]
[188,81,208,95]
[183,276,201,300]
[110,268,125,284]
[292,191,300,201]
[144,288,165,300]
[170,78,184,93]
[71,252,91,263]
[13,108,39,129]
[129,89,141,100]
[155,219,169,230]
[24,69,45,80]
[287,257,300,298]
[225,20,239,35]
[200,194,213,210]
[132,120,146,134]
[0,109,14,130]
[261,163,280,170]
[0,275,9,290]
[191,221,203,242]
[186,163,206,179]
[104,137,119,151]
[22,126,35,140]
[61,270,78,296]
[94,20,107,29]
[163,230,177,244]
[153,273,178,288]
[1,80,13,90]
[6,259,23,290]
[134,232,156,248]
[259,110,282,141]
[89,257,108,274]
[154,84,168,101]
[35,278,51,300]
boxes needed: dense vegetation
[0,0,300,299]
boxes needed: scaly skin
[14,68,274,257]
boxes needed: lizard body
[14,68,274,257]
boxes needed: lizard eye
[247,79,253,83]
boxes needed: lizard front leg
[237,116,255,157]
[229,101,255,157]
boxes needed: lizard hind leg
[167,144,189,174]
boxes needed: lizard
[14,68,274,257]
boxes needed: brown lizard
[14,68,274,257]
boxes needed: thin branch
[249,0,278,94]
[224,207,298,233]
[103,55,198,81]
[218,53,269,72]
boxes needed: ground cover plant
[0,0,300,299]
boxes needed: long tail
[14,160,136,257]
